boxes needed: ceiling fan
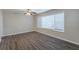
[24,9,37,15]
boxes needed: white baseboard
[2,31,33,37]
[36,31,79,45]
[0,37,1,42]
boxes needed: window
[37,12,64,32]
[41,15,54,29]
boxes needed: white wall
[0,10,3,42]
[34,9,79,45]
[3,11,33,36]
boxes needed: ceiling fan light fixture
[24,9,32,15]
[24,9,37,16]
[24,12,32,15]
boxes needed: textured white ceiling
[3,9,50,14]
[32,9,49,13]
[19,9,49,13]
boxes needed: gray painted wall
[3,11,33,36]
[0,10,3,42]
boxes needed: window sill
[37,28,64,33]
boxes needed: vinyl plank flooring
[0,31,79,50]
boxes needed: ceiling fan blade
[24,9,37,15]
[31,12,37,15]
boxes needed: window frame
[37,12,64,32]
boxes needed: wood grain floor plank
[0,31,79,50]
